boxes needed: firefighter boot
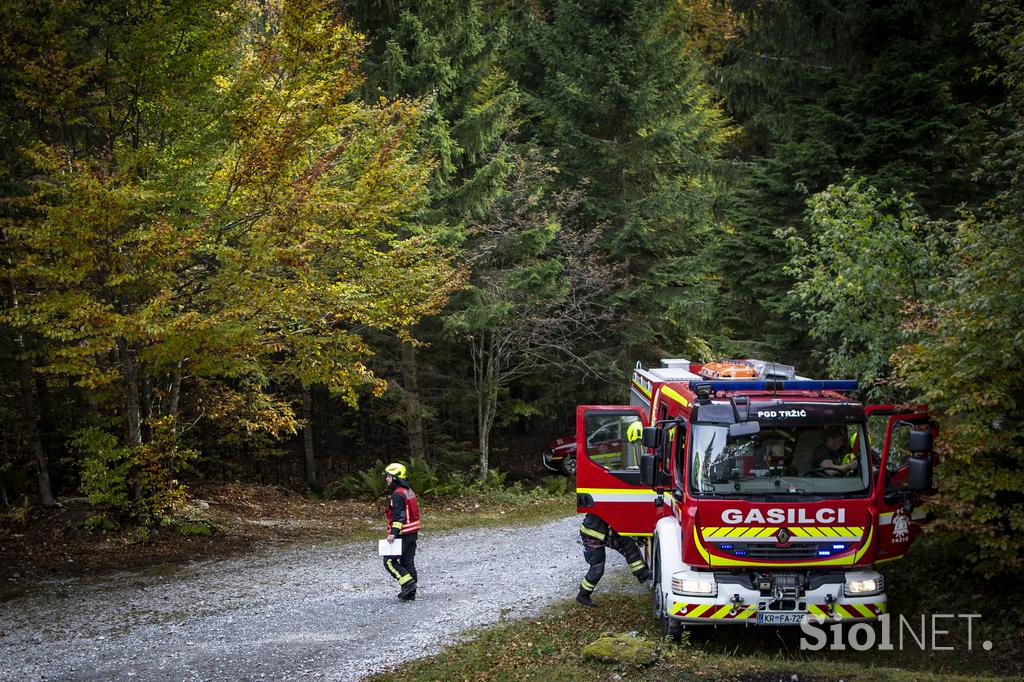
[398,580,418,600]
[635,567,652,584]
[576,589,596,608]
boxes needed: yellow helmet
[385,462,407,478]
[626,421,643,442]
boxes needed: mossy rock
[581,633,659,666]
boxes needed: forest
[0,0,1021,579]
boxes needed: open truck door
[575,405,666,536]
[865,405,937,563]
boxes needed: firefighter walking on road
[383,462,420,601]
[577,513,652,607]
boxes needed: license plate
[757,612,805,625]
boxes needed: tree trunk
[1,433,9,508]
[7,281,56,507]
[117,338,143,447]
[303,385,317,491]
[401,340,427,462]
[167,363,182,434]
[475,336,499,483]
[18,358,56,508]
[116,338,144,508]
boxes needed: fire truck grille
[718,543,823,560]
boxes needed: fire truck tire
[651,540,682,642]
[561,454,576,477]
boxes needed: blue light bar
[688,380,859,393]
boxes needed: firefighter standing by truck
[576,421,652,607]
[383,462,420,600]
[577,513,652,607]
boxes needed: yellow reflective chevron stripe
[580,578,595,590]
[703,526,865,540]
[853,603,875,618]
[834,605,858,619]
[736,605,757,620]
[807,604,829,619]
[807,600,885,620]
[398,573,413,585]
[671,603,758,620]
[628,560,646,571]
[709,605,733,619]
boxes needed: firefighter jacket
[386,480,421,536]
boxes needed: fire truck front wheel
[561,454,576,477]
[652,540,682,642]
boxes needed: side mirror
[908,429,933,455]
[642,426,663,449]
[907,456,933,491]
[728,421,761,438]
[640,453,656,487]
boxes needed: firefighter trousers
[579,534,646,594]
[383,532,418,586]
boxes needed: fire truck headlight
[845,576,885,596]
[671,572,717,596]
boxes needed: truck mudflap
[667,593,888,626]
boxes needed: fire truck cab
[575,359,936,635]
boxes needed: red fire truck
[575,358,935,635]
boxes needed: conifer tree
[712,0,994,362]
[508,0,732,363]
[342,0,518,462]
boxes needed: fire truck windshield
[688,420,872,497]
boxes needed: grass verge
[368,589,1020,682]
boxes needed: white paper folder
[378,538,403,556]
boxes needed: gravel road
[0,514,647,681]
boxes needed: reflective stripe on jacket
[386,484,421,535]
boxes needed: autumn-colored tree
[784,2,1024,576]
[0,0,458,521]
[893,0,1024,577]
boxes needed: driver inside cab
[812,426,858,476]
